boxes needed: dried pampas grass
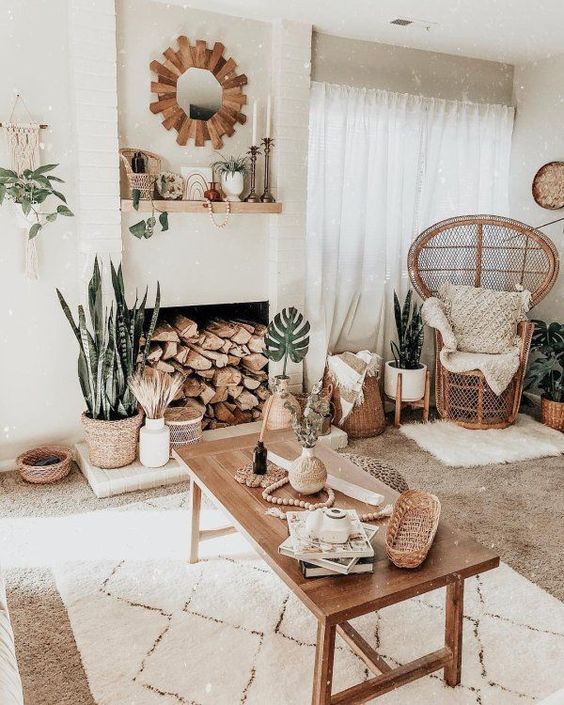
[128,368,185,419]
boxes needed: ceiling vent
[390,18,413,26]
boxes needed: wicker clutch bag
[385,490,441,568]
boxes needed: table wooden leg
[444,575,464,686]
[188,478,201,564]
[312,621,336,705]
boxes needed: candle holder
[244,145,261,203]
[260,137,275,203]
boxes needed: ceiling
[158,0,564,65]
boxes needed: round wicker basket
[81,411,143,469]
[541,396,564,431]
[385,490,441,569]
[17,445,72,484]
[165,407,203,447]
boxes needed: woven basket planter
[17,445,72,484]
[81,411,143,469]
[385,490,441,569]
[165,407,203,448]
[541,396,564,431]
[324,371,386,438]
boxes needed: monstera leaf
[265,307,310,377]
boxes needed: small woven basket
[324,370,386,438]
[17,445,72,484]
[119,148,161,200]
[385,490,441,569]
[165,407,203,447]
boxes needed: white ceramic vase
[289,446,327,495]
[139,417,170,468]
[221,172,245,201]
[384,361,427,401]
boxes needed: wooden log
[251,409,262,420]
[220,339,233,353]
[199,384,216,405]
[184,377,205,397]
[172,314,198,340]
[236,322,255,334]
[227,384,244,399]
[199,331,225,351]
[173,386,185,402]
[214,402,237,424]
[156,360,175,373]
[207,320,238,338]
[152,322,180,342]
[161,341,178,360]
[184,398,206,416]
[245,369,268,382]
[147,344,163,363]
[234,390,259,411]
[189,344,229,368]
[209,386,228,404]
[231,326,252,345]
[185,349,212,370]
[242,353,268,372]
[196,368,215,380]
[214,366,242,387]
[253,323,267,337]
[175,345,190,364]
[247,335,265,353]
[228,344,247,357]
[206,404,215,418]
[233,408,253,424]
[242,375,260,390]
[256,386,270,401]
[227,355,241,366]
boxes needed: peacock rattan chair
[408,215,559,429]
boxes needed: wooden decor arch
[149,36,247,149]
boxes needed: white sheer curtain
[305,81,514,385]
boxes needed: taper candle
[265,95,272,138]
[252,99,258,146]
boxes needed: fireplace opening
[144,301,269,430]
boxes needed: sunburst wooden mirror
[149,36,247,149]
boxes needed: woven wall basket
[81,411,143,469]
[385,490,441,569]
[324,371,386,438]
[17,445,72,484]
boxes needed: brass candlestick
[260,137,275,203]
[244,145,261,203]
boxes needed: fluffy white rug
[4,494,555,705]
[399,413,564,467]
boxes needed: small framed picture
[181,167,212,200]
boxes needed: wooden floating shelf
[121,199,282,214]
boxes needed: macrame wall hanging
[1,95,48,279]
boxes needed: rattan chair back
[408,214,559,307]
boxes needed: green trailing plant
[129,188,169,239]
[56,257,161,420]
[391,289,424,370]
[265,307,310,378]
[285,381,324,448]
[0,163,73,239]
[525,320,564,403]
[210,153,249,176]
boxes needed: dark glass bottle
[253,440,267,475]
[131,152,146,174]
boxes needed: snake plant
[265,307,310,377]
[57,257,161,420]
[391,289,424,370]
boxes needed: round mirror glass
[176,67,222,121]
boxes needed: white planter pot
[139,417,170,468]
[221,172,245,201]
[384,361,427,402]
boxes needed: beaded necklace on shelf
[205,198,230,229]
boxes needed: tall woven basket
[165,407,203,448]
[324,371,386,438]
[81,411,143,469]
[119,148,161,200]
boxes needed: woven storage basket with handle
[119,148,161,200]
[165,407,203,447]
[17,445,72,484]
[324,370,386,438]
[385,490,441,568]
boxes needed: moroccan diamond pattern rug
[5,493,564,704]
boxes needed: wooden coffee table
[175,430,499,705]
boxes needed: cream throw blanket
[421,297,521,395]
[327,351,381,424]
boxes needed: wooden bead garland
[262,476,335,510]
[205,198,231,229]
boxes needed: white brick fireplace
[68,0,312,393]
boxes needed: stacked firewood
[146,314,270,430]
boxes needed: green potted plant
[210,154,249,201]
[384,290,426,401]
[264,307,310,430]
[0,163,73,239]
[525,320,563,431]
[57,257,161,468]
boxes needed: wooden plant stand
[387,370,431,428]
[175,430,499,704]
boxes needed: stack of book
[278,509,378,578]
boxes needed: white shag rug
[399,413,564,467]
[1,492,559,705]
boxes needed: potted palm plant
[525,320,563,431]
[210,154,249,201]
[384,290,426,401]
[264,307,310,430]
[57,257,161,468]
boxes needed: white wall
[510,55,564,323]
[116,0,272,307]
[0,0,83,461]
[312,32,514,104]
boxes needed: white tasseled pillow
[439,283,531,354]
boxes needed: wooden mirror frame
[149,36,247,149]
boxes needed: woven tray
[385,490,441,568]
[17,445,72,484]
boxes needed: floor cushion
[342,453,409,494]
